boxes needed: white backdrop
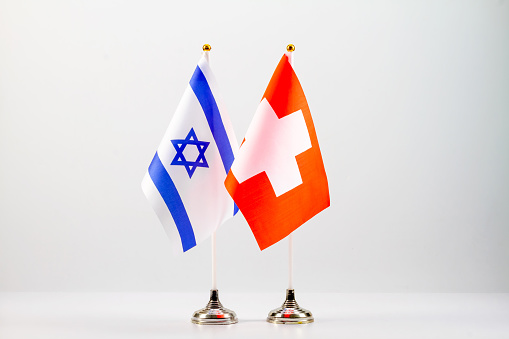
[1,0,508,293]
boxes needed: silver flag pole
[266,44,314,325]
[190,44,238,326]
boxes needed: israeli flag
[142,54,239,254]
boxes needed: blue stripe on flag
[189,66,235,175]
[148,152,196,252]
[189,66,239,217]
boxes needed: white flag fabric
[142,55,238,254]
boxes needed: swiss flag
[225,53,330,250]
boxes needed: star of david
[170,128,210,178]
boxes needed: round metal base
[267,289,314,324]
[191,289,238,325]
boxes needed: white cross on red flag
[225,53,330,250]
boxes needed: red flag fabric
[225,53,330,250]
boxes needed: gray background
[1,0,508,293]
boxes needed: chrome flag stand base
[267,289,314,324]
[191,289,238,325]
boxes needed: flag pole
[203,44,217,291]
[287,44,295,291]
[212,231,217,290]
[191,44,237,325]
[202,44,217,291]
[203,43,211,62]
[267,44,314,324]
[288,234,293,290]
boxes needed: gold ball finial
[286,44,295,52]
[203,44,212,52]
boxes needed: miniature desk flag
[142,54,238,254]
[225,52,330,250]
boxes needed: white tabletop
[1,292,508,339]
